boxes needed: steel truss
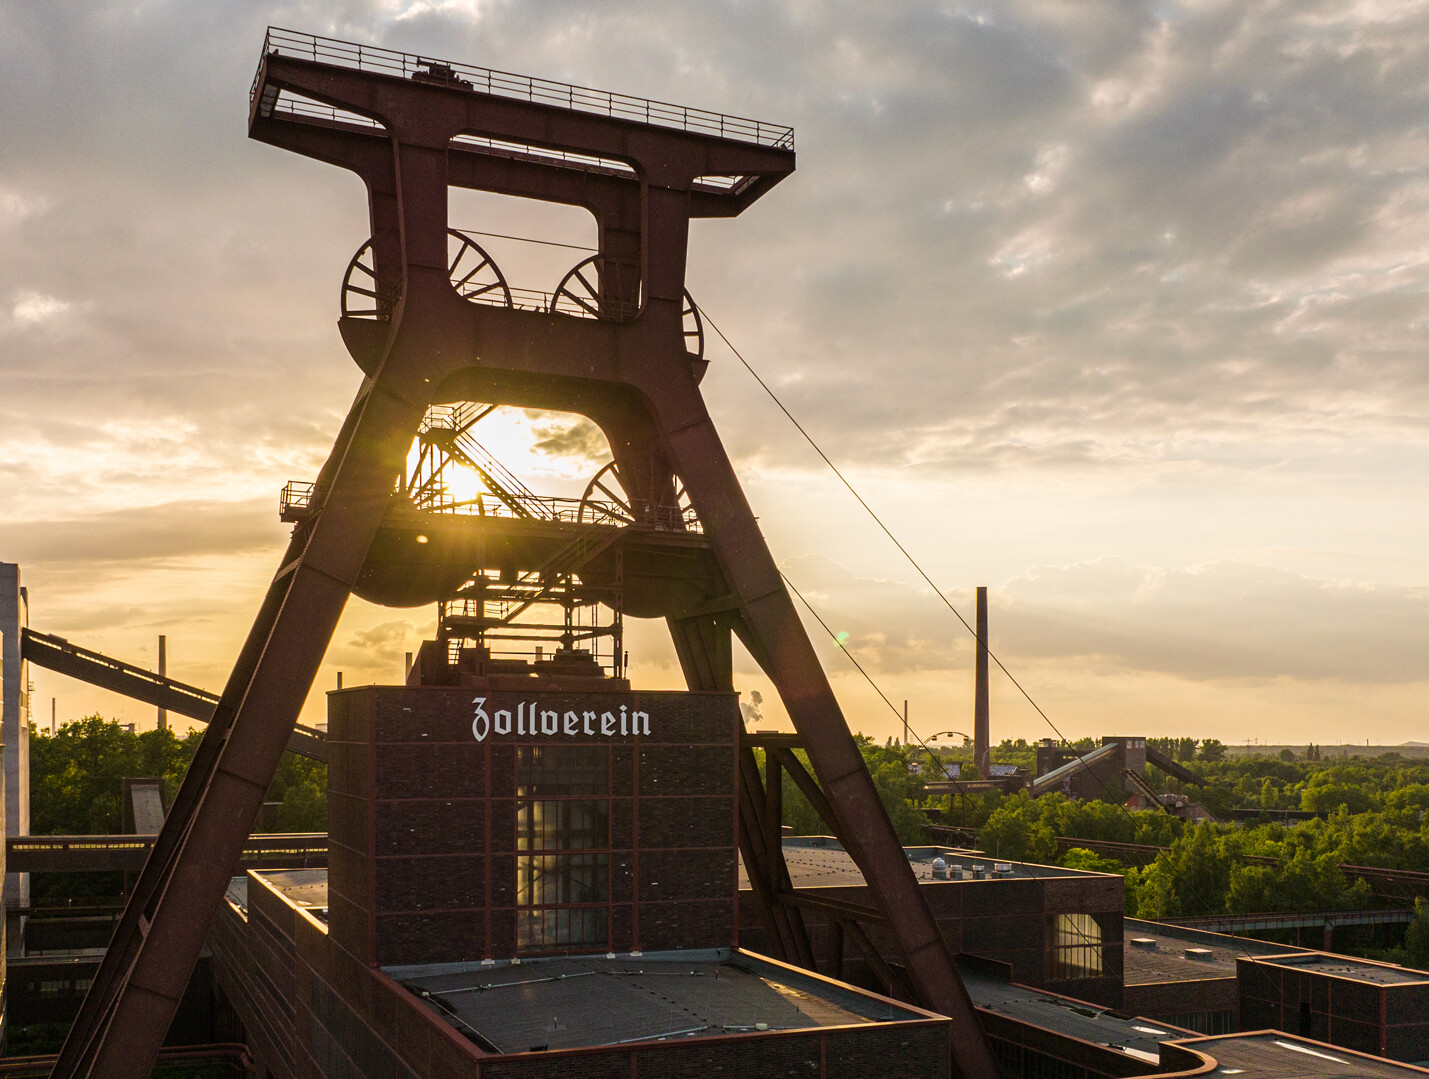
[55,30,998,1078]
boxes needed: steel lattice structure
[55,29,998,1078]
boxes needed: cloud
[1000,559,1429,685]
[0,499,283,565]
[0,189,50,230]
[8,290,69,326]
[348,620,418,655]
[6,2,1429,741]
[783,554,1429,686]
[525,411,608,463]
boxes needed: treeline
[31,716,326,836]
[28,716,326,904]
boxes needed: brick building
[207,683,955,1078]
[739,838,1126,1007]
[1238,951,1429,1063]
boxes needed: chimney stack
[974,587,990,775]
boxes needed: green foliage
[1198,738,1227,762]
[1301,782,1378,815]
[1149,737,1202,762]
[30,715,327,901]
[771,736,933,844]
[1060,847,1126,874]
[1405,899,1429,968]
[30,715,201,835]
[1385,784,1429,813]
[1132,824,1235,919]
[269,752,329,832]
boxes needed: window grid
[517,906,609,950]
[514,745,613,954]
[517,800,609,851]
[1047,913,1104,980]
[517,745,610,797]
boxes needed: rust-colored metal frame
[55,36,998,1078]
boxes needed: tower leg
[54,381,425,1079]
[650,402,999,1076]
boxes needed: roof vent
[1129,937,1158,950]
[1184,947,1214,960]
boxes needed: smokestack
[157,635,168,732]
[974,587,990,775]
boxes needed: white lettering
[469,697,653,741]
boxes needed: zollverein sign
[471,697,651,742]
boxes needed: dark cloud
[0,499,283,565]
[525,412,609,463]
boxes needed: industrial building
[206,681,957,1079]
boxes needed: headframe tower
[56,31,998,1078]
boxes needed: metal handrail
[255,27,794,150]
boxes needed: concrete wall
[0,562,29,909]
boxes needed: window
[518,906,609,950]
[517,800,608,851]
[1047,913,1104,979]
[517,854,609,906]
[517,745,609,796]
[515,745,611,953]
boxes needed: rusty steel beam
[58,31,998,1079]
[777,890,887,924]
[21,628,328,762]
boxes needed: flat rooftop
[1123,918,1309,985]
[1251,951,1429,986]
[739,838,1104,889]
[959,964,1183,1069]
[1169,1031,1429,1076]
[385,949,928,1054]
[226,869,329,920]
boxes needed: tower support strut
[55,31,998,1078]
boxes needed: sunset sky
[3,1,1427,749]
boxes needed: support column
[1,562,30,909]
[157,635,167,732]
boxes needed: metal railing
[0,1045,252,1079]
[255,27,794,149]
[256,100,755,197]
[279,479,316,521]
[7,833,329,874]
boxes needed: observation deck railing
[254,27,794,150]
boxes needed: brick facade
[327,687,740,967]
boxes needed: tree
[1133,824,1235,919]
[31,715,327,901]
[1301,782,1377,815]
[1199,739,1226,762]
[30,716,201,835]
[1404,899,1429,969]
